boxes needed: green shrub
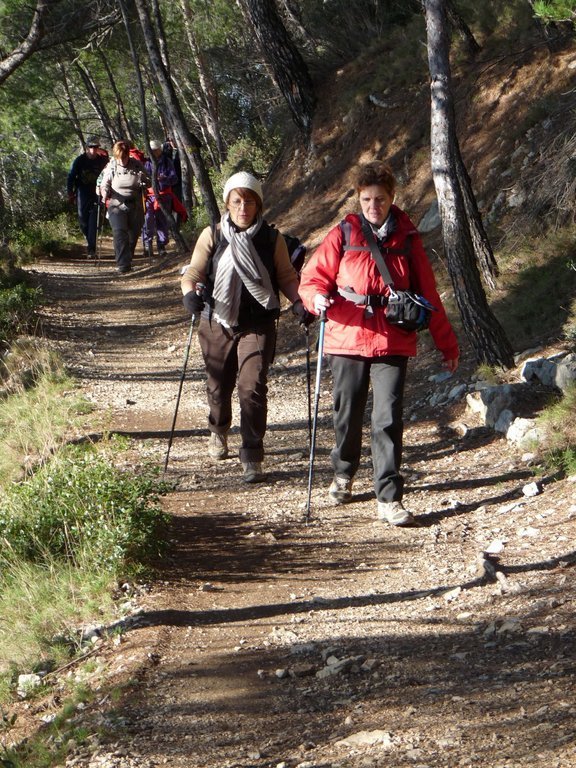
[0,281,41,345]
[0,444,170,689]
[0,351,87,487]
[0,445,170,576]
[531,0,576,24]
[10,214,76,263]
[214,133,282,195]
[494,227,576,349]
[537,384,576,475]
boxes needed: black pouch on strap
[385,290,436,332]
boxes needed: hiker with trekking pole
[67,136,108,260]
[299,160,459,526]
[99,140,150,275]
[180,170,313,484]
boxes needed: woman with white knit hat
[181,170,312,483]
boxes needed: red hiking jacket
[299,208,459,360]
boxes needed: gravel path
[16,244,576,768]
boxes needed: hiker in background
[181,171,313,484]
[163,136,184,223]
[99,140,150,275]
[299,160,459,526]
[142,139,180,257]
[67,136,109,259]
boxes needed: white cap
[149,140,162,150]
[223,171,263,205]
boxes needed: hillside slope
[266,28,576,355]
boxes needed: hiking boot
[242,461,264,483]
[208,431,228,460]
[377,500,415,527]
[87,250,96,259]
[328,476,353,505]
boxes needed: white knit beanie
[223,171,263,205]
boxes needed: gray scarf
[212,213,280,328]
[366,211,396,242]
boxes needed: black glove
[292,299,315,327]
[183,290,205,316]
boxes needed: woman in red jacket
[299,161,459,526]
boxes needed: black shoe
[118,266,132,274]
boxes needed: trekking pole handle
[192,282,206,322]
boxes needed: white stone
[506,417,540,447]
[335,729,393,747]
[522,481,543,497]
[17,673,42,698]
[485,538,506,554]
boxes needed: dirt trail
[21,244,576,768]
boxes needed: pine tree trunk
[445,0,481,57]
[424,0,514,368]
[98,50,136,142]
[0,0,48,85]
[177,0,227,165]
[74,61,116,145]
[455,150,499,289]
[57,63,84,146]
[132,0,220,228]
[277,0,319,54]
[236,0,316,141]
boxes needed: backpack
[268,225,307,274]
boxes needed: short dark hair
[355,161,396,197]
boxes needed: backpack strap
[340,218,414,260]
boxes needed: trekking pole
[304,326,312,450]
[163,284,205,474]
[95,199,103,265]
[305,309,327,522]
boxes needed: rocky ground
[12,240,576,768]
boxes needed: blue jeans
[77,192,98,252]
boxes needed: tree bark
[74,61,116,145]
[276,0,319,54]
[236,0,316,142]
[444,0,481,57]
[132,0,220,228]
[98,50,135,142]
[424,0,514,368]
[150,0,171,75]
[57,62,85,147]
[118,0,191,254]
[0,0,49,86]
[455,151,499,288]
[177,0,227,165]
